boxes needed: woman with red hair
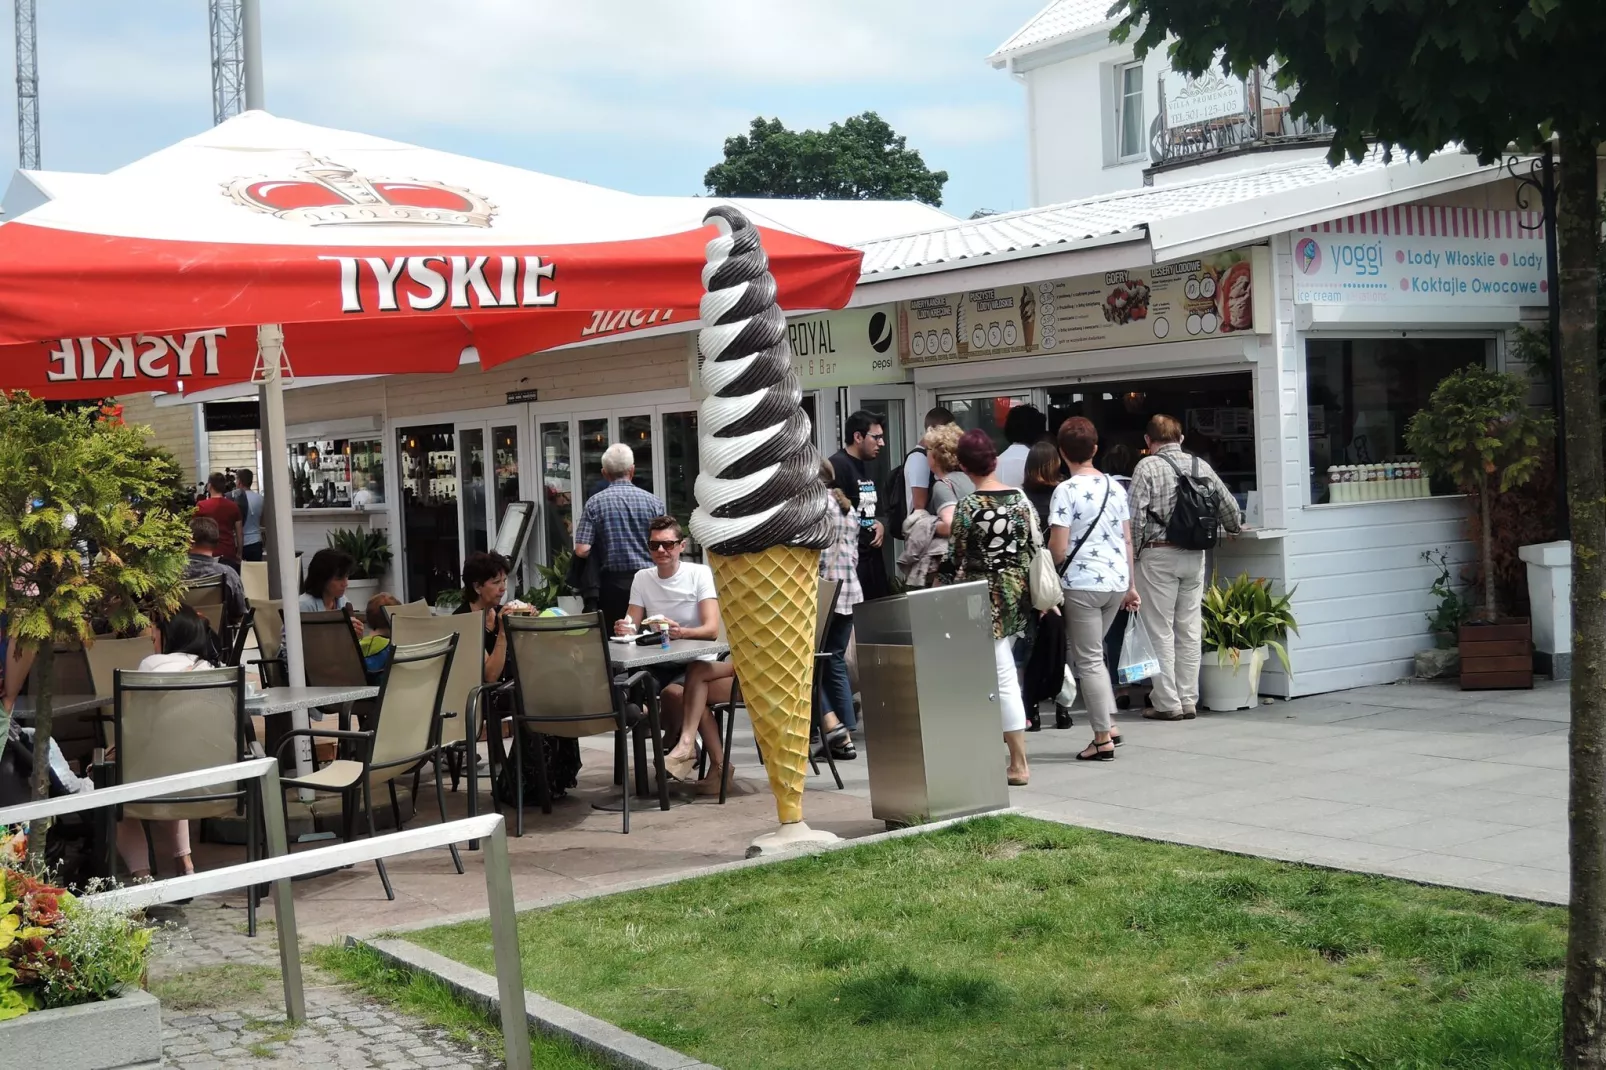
[934,428,1040,786]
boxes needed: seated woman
[116,607,216,880]
[455,552,582,802]
[612,516,734,794]
[298,548,363,636]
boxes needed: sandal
[1075,741,1116,762]
[663,753,697,782]
[695,764,729,796]
[1108,731,1124,747]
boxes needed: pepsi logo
[867,311,892,353]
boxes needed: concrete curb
[355,936,717,1070]
[375,806,1021,937]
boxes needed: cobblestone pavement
[149,896,498,1069]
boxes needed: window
[1305,338,1488,504]
[1045,371,1257,503]
[288,436,384,509]
[1116,61,1145,161]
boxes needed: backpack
[1153,452,1220,550]
[883,446,926,541]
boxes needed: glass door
[843,385,914,579]
[618,412,655,494]
[661,408,701,559]
[538,419,575,562]
[458,426,489,558]
[396,423,460,605]
[941,392,1033,454]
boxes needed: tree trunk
[1558,130,1606,1070]
[1479,471,1498,618]
[24,642,54,869]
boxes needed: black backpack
[883,446,926,541]
[1154,452,1221,550]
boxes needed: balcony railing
[1150,64,1335,170]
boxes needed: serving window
[288,436,384,509]
[1305,337,1489,504]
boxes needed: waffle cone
[709,545,820,824]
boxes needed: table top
[9,694,112,719]
[247,685,378,715]
[607,638,728,670]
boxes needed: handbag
[1025,507,1063,613]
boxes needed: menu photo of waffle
[1102,276,1152,326]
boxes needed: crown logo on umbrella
[224,153,495,228]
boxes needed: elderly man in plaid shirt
[1127,414,1244,721]
[574,443,666,630]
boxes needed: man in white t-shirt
[902,406,957,516]
[996,404,1047,488]
[614,516,734,794]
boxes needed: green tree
[1406,367,1553,618]
[704,112,948,206]
[0,395,191,861]
[1110,0,1606,1060]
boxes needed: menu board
[897,249,1260,368]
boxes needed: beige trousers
[1135,547,1206,713]
[1064,588,1126,733]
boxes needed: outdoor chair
[300,608,376,734]
[249,599,286,688]
[23,643,98,766]
[496,612,669,836]
[111,664,262,933]
[386,600,433,624]
[391,613,492,795]
[240,560,270,604]
[181,576,228,636]
[712,578,844,803]
[272,634,461,901]
[224,608,256,668]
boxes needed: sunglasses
[648,539,682,551]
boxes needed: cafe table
[592,636,731,812]
[249,685,378,802]
[9,694,114,721]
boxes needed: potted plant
[521,549,580,614]
[1405,366,1553,690]
[0,397,191,865]
[0,862,163,1070]
[1198,573,1298,712]
[326,527,392,607]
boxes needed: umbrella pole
[257,323,305,688]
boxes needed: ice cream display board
[896,248,1262,368]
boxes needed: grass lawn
[407,815,1565,1070]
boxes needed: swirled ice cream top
[689,206,832,557]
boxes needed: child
[360,593,401,681]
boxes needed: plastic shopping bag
[1056,666,1078,708]
[1116,611,1161,685]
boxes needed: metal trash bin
[854,580,1011,828]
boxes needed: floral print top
[935,488,1037,640]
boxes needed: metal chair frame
[496,612,669,836]
[273,634,461,901]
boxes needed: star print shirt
[1048,474,1131,593]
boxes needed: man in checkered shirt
[574,443,666,629]
[1127,414,1243,721]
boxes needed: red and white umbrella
[0,111,861,683]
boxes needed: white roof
[856,148,1512,278]
[988,0,1118,65]
[705,197,956,247]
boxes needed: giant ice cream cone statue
[691,206,838,853]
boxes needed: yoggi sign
[1293,207,1547,307]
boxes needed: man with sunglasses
[614,516,734,793]
[828,409,892,601]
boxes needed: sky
[0,0,1049,221]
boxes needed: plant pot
[0,988,162,1070]
[1432,630,1457,650]
[556,595,585,615]
[1459,617,1533,690]
[1198,647,1268,711]
[344,577,380,608]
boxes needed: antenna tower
[209,0,244,124]
[14,0,37,169]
